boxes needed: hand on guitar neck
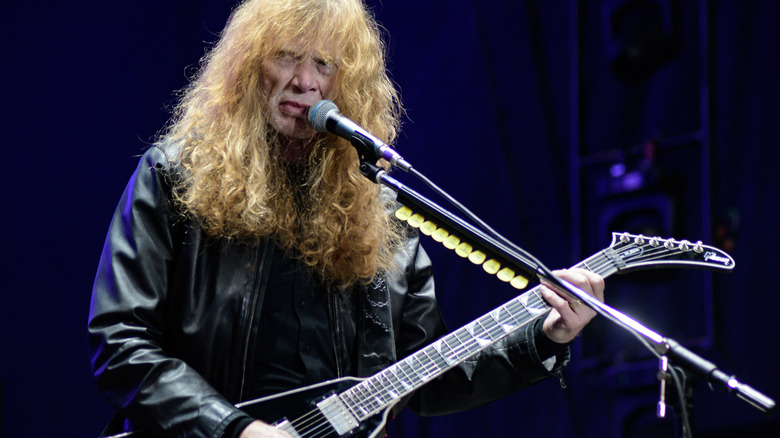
[539,268,605,344]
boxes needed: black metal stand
[356,158,776,432]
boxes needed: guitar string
[345,289,549,415]
[579,243,696,276]
[288,410,327,435]
[287,409,339,438]
[342,240,700,413]
[341,244,665,414]
[282,241,709,434]
[341,247,625,414]
[351,285,563,415]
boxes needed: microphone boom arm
[358,160,776,417]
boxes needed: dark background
[2,1,779,437]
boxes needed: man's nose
[291,60,318,92]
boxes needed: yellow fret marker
[420,221,437,236]
[408,213,424,228]
[483,259,501,275]
[468,250,486,264]
[455,242,473,258]
[395,207,412,221]
[510,275,529,290]
[432,228,449,242]
[443,235,460,249]
[497,267,515,282]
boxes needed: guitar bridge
[316,394,359,436]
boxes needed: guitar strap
[356,275,397,378]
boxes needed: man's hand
[239,420,291,438]
[539,268,604,344]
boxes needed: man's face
[261,47,337,140]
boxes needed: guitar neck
[337,231,735,421]
[340,248,616,420]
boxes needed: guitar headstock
[607,232,735,273]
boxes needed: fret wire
[418,349,447,378]
[471,316,504,347]
[340,238,713,422]
[439,334,459,363]
[409,351,438,383]
[492,302,521,333]
[467,318,504,351]
[345,292,554,418]
[421,345,446,371]
[393,362,415,391]
[355,394,377,414]
[374,373,394,402]
[341,391,359,414]
[530,288,547,307]
[368,374,387,406]
[580,260,594,273]
[383,366,406,396]
[474,318,498,343]
[513,297,542,323]
[588,244,679,275]
[449,329,479,362]
[450,328,474,360]
[405,355,426,382]
[354,381,379,412]
[378,373,398,404]
[527,291,548,310]
[506,301,538,326]
[412,351,433,376]
[487,309,509,334]
[398,360,419,387]
[501,303,524,327]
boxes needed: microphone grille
[308,100,339,132]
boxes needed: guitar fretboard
[340,247,619,420]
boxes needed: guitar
[104,232,734,438]
[234,232,735,438]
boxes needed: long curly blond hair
[162,0,405,287]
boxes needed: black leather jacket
[88,143,567,437]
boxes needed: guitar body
[237,377,394,438]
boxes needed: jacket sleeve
[391,231,569,417]
[87,146,246,437]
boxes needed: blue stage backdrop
[1,1,778,437]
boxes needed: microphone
[308,100,412,171]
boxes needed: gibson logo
[619,247,643,259]
[704,251,731,265]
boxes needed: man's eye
[315,58,337,75]
[276,51,298,61]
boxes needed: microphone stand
[355,157,776,433]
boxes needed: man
[88,0,605,437]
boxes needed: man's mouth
[280,101,308,117]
